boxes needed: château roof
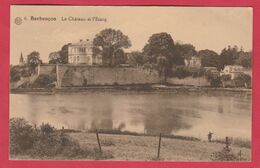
[70,39,93,47]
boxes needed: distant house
[184,56,201,68]
[220,65,244,79]
[68,39,102,65]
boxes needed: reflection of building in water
[217,97,224,113]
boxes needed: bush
[31,74,56,88]
[10,118,114,159]
[211,146,246,161]
[191,68,205,78]
[10,66,31,82]
[10,118,36,154]
[205,72,221,87]
[221,74,232,81]
[40,123,55,134]
[32,132,83,157]
[172,67,191,79]
[233,73,251,88]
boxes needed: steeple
[19,52,25,65]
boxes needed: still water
[10,91,252,140]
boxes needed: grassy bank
[68,132,251,161]
[10,118,251,161]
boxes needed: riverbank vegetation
[10,118,251,161]
[10,118,113,160]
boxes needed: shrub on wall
[233,73,251,88]
[205,72,221,87]
[172,67,191,79]
[32,74,56,88]
[191,68,205,78]
[221,74,232,81]
[10,66,31,82]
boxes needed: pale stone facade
[68,39,102,65]
[184,56,201,68]
[220,65,244,79]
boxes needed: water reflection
[90,96,113,130]
[143,108,191,135]
[10,92,252,140]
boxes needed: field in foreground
[67,132,251,161]
[10,118,251,161]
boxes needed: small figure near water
[208,132,214,142]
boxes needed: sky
[10,5,252,65]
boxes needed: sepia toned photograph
[9,5,252,161]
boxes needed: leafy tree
[49,51,62,64]
[59,44,70,64]
[197,49,220,69]
[93,28,131,66]
[127,51,144,66]
[174,43,197,60]
[156,55,167,81]
[143,32,182,78]
[235,51,252,68]
[219,45,240,70]
[143,33,174,63]
[113,49,127,65]
[27,51,42,73]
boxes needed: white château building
[68,39,102,65]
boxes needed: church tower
[19,52,25,66]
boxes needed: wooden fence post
[238,150,242,161]
[225,136,231,150]
[157,133,162,159]
[96,129,102,153]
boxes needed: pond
[10,91,252,140]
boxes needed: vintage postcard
[9,5,252,162]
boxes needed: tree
[142,32,182,78]
[93,28,131,66]
[127,51,144,66]
[27,51,42,73]
[49,51,62,64]
[113,49,127,65]
[59,44,70,64]
[48,44,70,64]
[197,49,220,69]
[174,43,197,60]
[235,51,252,68]
[219,45,240,70]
